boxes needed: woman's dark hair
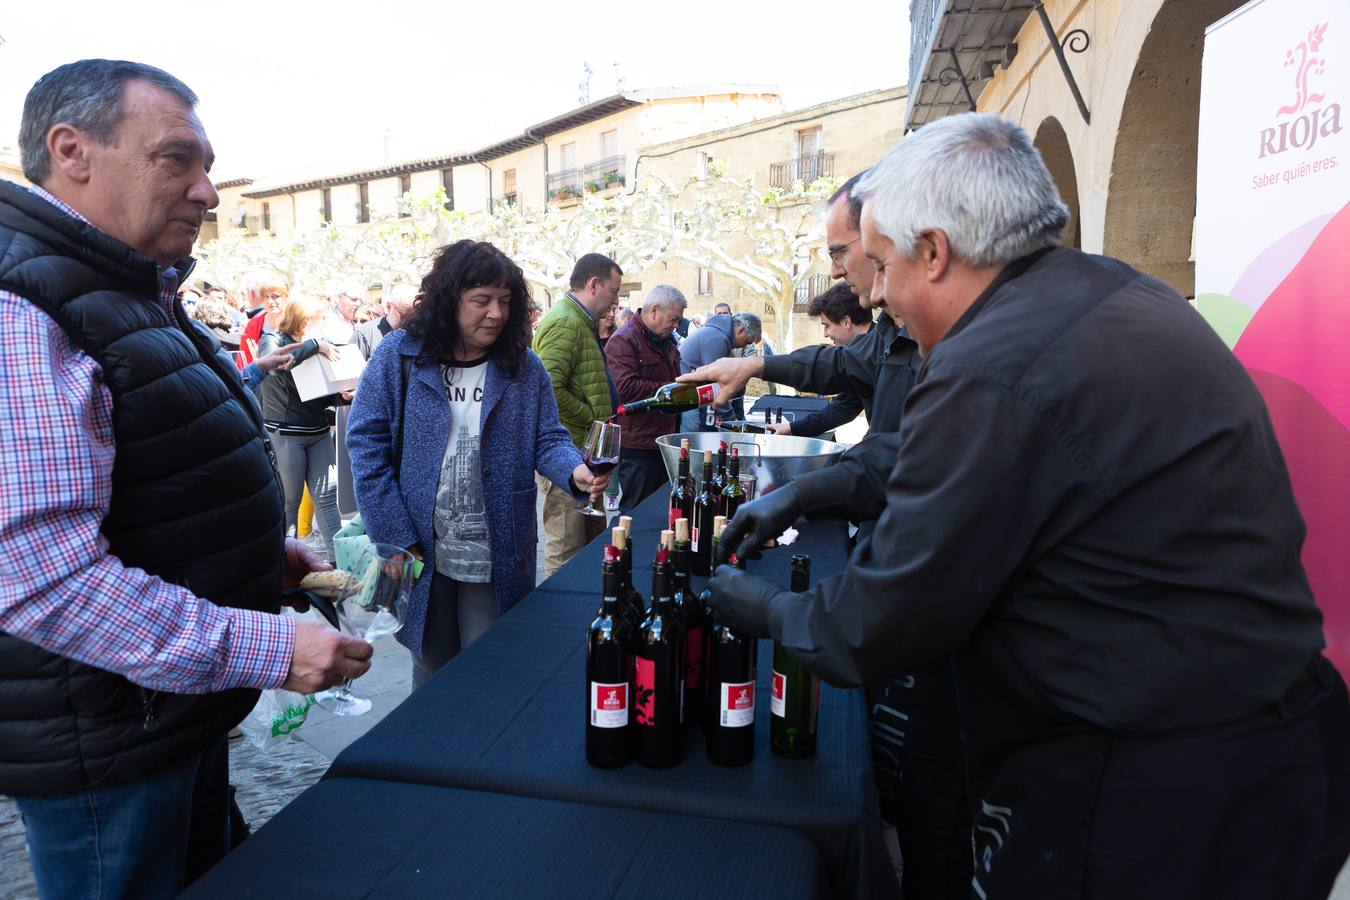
[405,240,532,376]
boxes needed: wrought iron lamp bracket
[1033,2,1092,124]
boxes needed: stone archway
[1034,117,1081,249]
[1103,0,1246,296]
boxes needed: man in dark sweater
[708,112,1350,900]
[605,285,686,513]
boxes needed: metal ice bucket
[655,432,846,497]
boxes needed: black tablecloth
[325,490,896,898]
[185,778,828,899]
[750,395,832,417]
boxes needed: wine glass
[314,543,416,717]
[577,420,620,518]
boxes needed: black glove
[706,565,786,639]
[717,482,803,564]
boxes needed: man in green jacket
[533,253,622,574]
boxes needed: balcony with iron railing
[769,151,835,191]
[792,273,834,310]
[548,155,626,202]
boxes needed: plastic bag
[241,688,314,751]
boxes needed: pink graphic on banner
[1227,213,1334,310]
[1231,200,1350,678]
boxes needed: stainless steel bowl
[655,432,845,497]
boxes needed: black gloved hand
[706,565,785,639]
[717,482,803,564]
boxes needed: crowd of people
[2,56,1349,900]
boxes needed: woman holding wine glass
[347,240,610,687]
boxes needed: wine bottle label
[635,657,657,727]
[720,680,755,728]
[771,669,786,718]
[691,526,700,552]
[668,508,681,528]
[590,681,628,729]
[697,384,715,405]
[684,627,704,689]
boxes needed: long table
[185,778,829,898]
[322,489,896,898]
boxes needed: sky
[0,0,909,182]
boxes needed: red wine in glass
[586,456,619,475]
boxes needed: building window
[503,168,517,200]
[441,168,454,211]
[796,126,821,160]
[795,126,824,182]
[560,141,576,171]
[261,202,271,232]
[600,129,618,160]
[321,188,332,224]
[399,173,412,195]
[697,267,713,295]
[357,182,370,223]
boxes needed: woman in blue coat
[347,241,609,686]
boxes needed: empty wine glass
[577,419,620,518]
[315,543,416,717]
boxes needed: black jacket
[257,331,338,431]
[762,313,920,512]
[0,181,286,795]
[770,247,1325,735]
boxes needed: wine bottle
[587,544,632,768]
[676,517,709,728]
[770,554,820,759]
[669,440,695,528]
[610,526,640,644]
[615,382,716,416]
[705,544,756,767]
[721,447,747,522]
[720,420,769,434]
[660,528,688,726]
[710,443,728,515]
[635,547,683,768]
[692,450,716,577]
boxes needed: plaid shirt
[0,185,294,694]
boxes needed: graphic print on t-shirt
[433,361,492,581]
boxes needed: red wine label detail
[697,384,716,405]
[720,681,755,728]
[590,681,628,729]
[635,657,657,727]
[684,628,704,689]
[668,508,681,528]
[691,526,700,552]
[771,670,786,718]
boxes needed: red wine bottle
[720,447,747,522]
[634,547,682,768]
[692,450,716,577]
[705,548,756,766]
[710,443,729,515]
[610,526,641,645]
[587,545,632,768]
[771,554,820,759]
[676,517,710,728]
[660,528,688,726]
[615,381,716,416]
[669,440,694,529]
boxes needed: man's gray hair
[643,284,687,312]
[732,312,762,342]
[19,59,198,184]
[854,113,1069,268]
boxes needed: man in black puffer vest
[0,60,374,900]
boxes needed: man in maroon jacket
[605,285,687,514]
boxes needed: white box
[291,345,366,402]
